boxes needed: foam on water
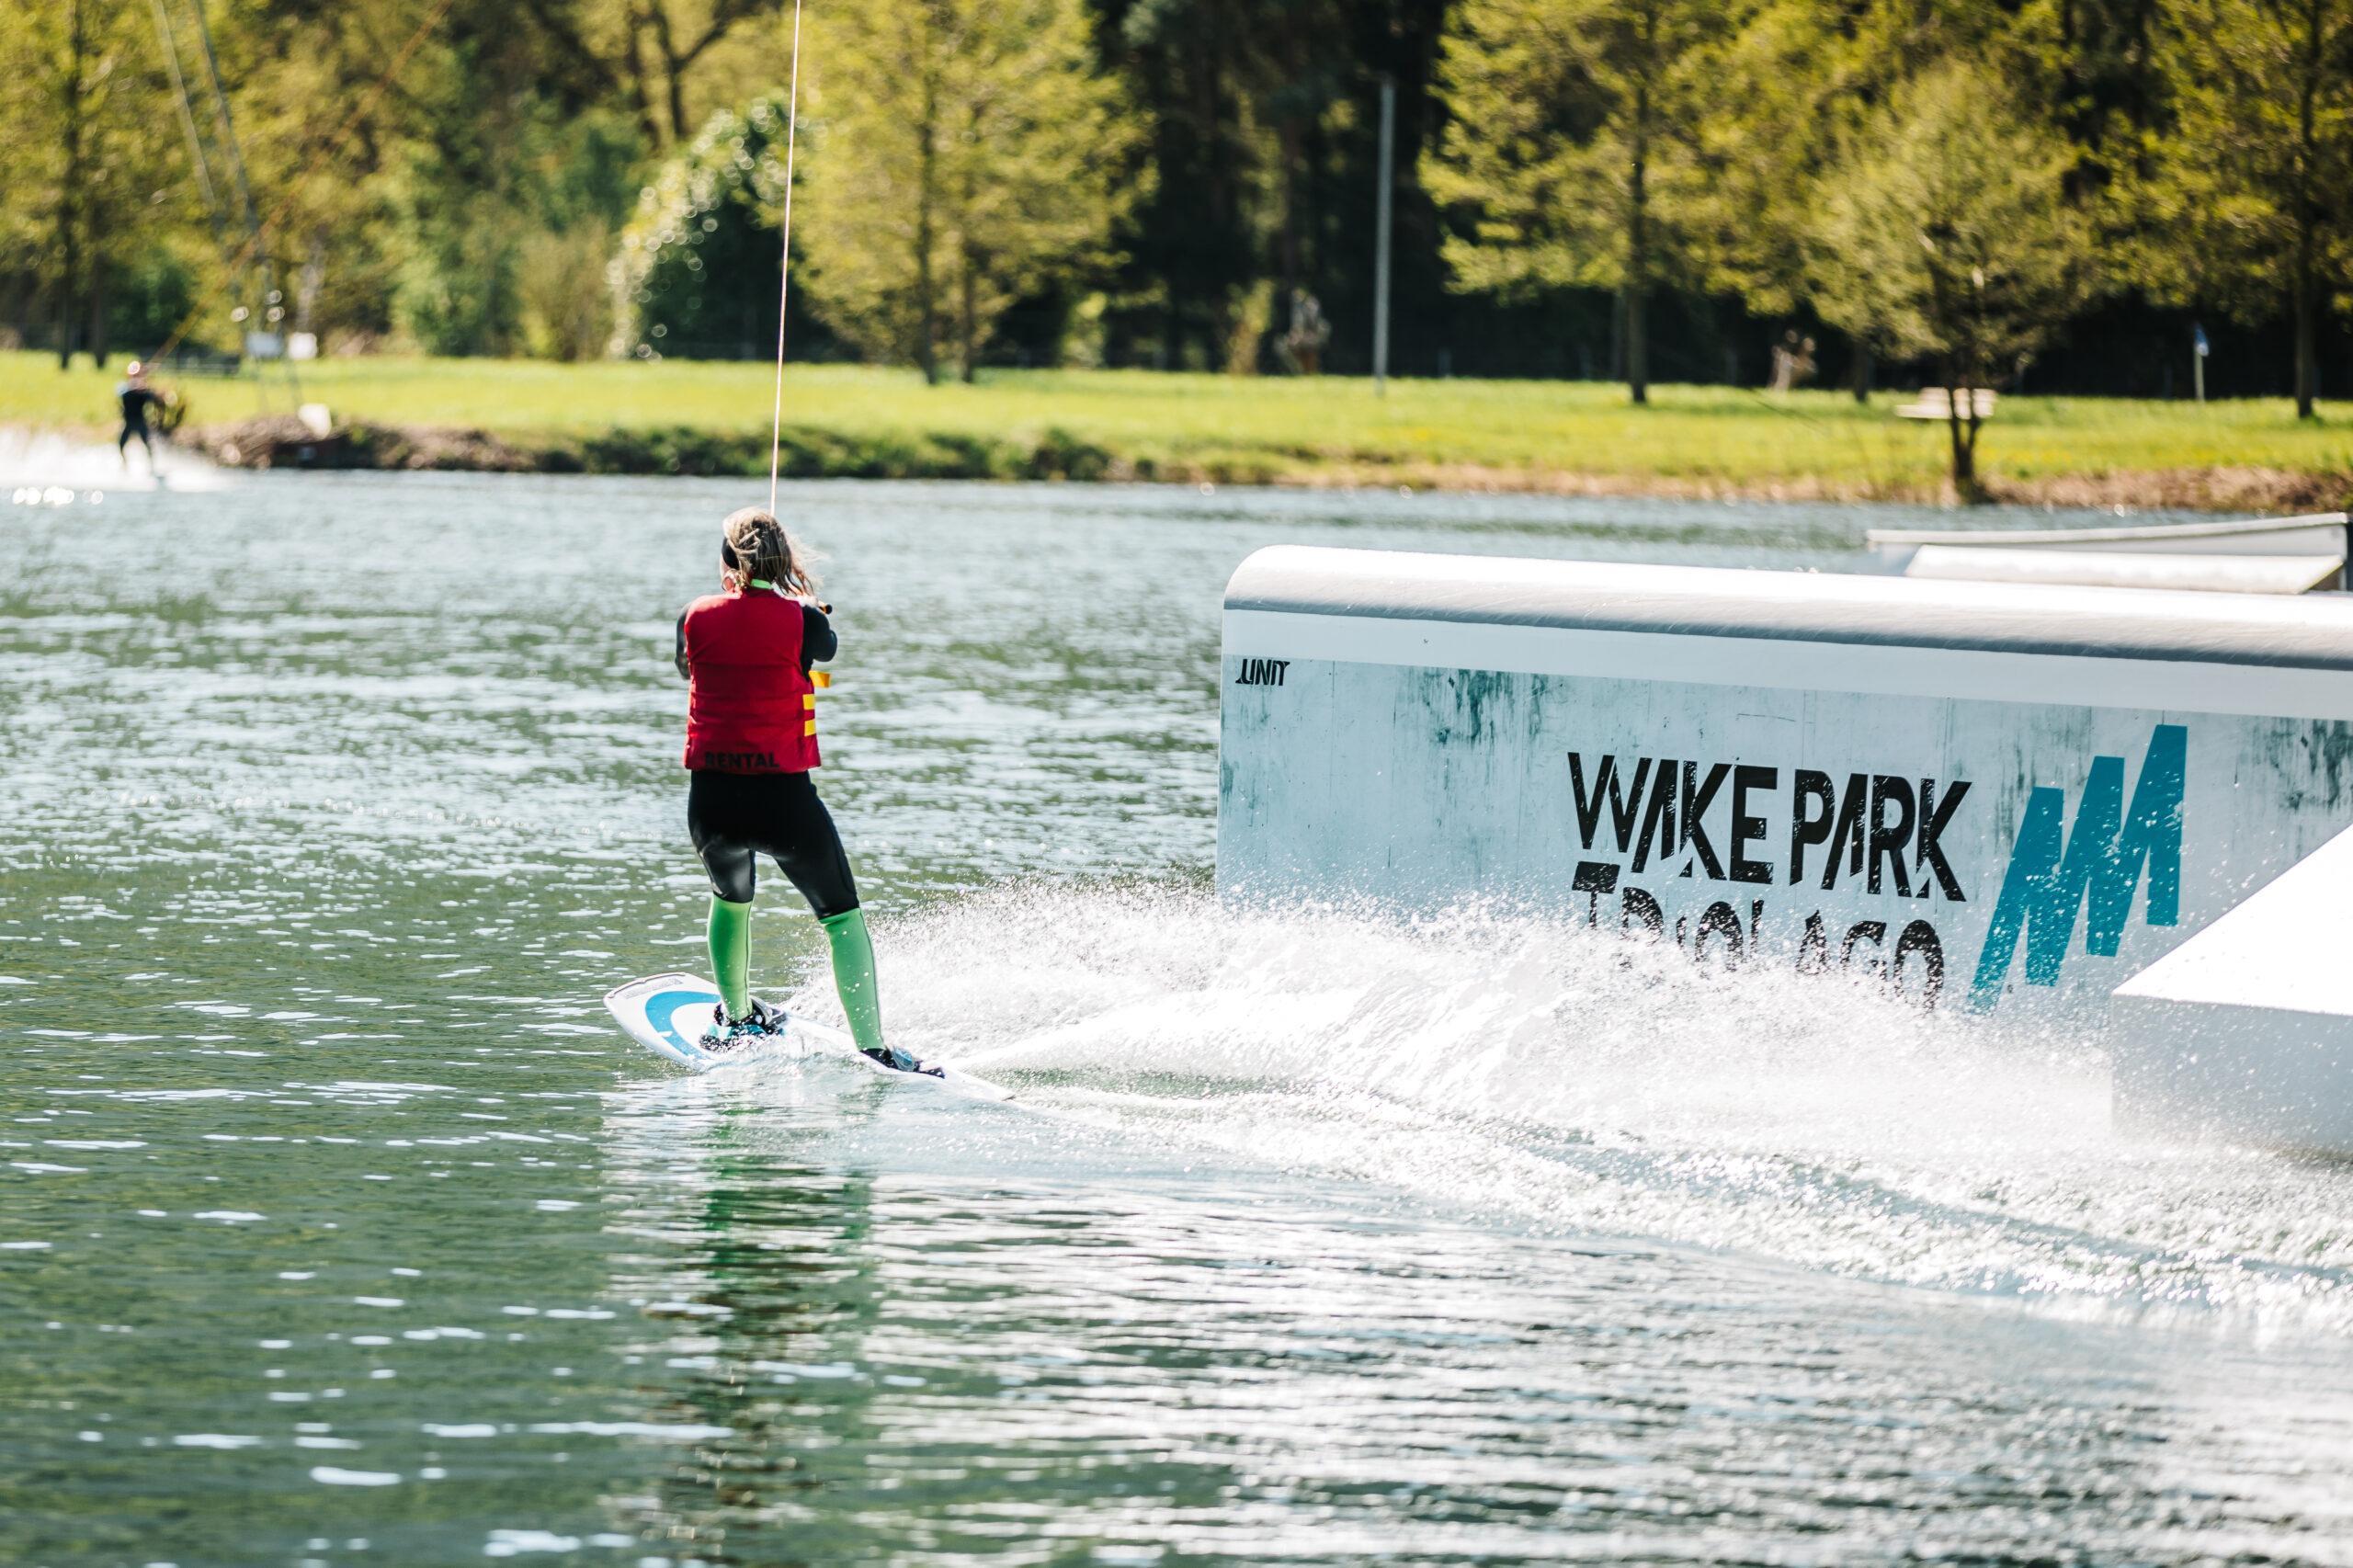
[813,885,2353,1334]
[0,429,233,496]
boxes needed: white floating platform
[1869,513,2350,594]
[1221,546,2353,1025]
[2110,824,2353,1151]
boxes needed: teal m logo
[1968,724,2186,1008]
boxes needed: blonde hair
[719,506,818,597]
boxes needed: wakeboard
[603,971,1014,1101]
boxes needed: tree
[2013,0,2171,195]
[1711,0,2040,403]
[610,94,799,358]
[796,0,1140,382]
[1424,0,1750,403]
[229,2,648,358]
[1097,0,1338,373]
[2143,0,2352,419]
[631,0,774,142]
[0,0,175,366]
[1810,61,2093,497]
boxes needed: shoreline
[15,414,2347,514]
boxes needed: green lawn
[6,351,2347,505]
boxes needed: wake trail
[792,883,2353,1335]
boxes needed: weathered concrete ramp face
[2111,824,2353,1149]
[1220,545,2353,1020]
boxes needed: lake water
[5,468,2352,1566]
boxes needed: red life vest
[681,587,820,773]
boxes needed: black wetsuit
[118,384,165,457]
[677,601,857,916]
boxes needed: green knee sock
[820,907,888,1061]
[708,896,753,1020]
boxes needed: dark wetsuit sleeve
[801,604,836,669]
[674,612,690,681]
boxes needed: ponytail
[718,506,818,597]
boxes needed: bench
[1894,387,1997,421]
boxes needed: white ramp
[1902,545,2342,596]
[2110,824,2353,1151]
[1868,511,2351,561]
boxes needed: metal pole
[1372,74,1394,396]
[2193,325,2207,405]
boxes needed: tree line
[3,0,2347,444]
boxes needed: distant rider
[116,360,170,470]
[676,506,926,1071]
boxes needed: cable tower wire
[768,0,807,514]
[146,0,461,371]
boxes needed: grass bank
[7,351,2349,509]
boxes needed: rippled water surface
[6,469,2353,1566]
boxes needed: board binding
[602,971,1014,1101]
